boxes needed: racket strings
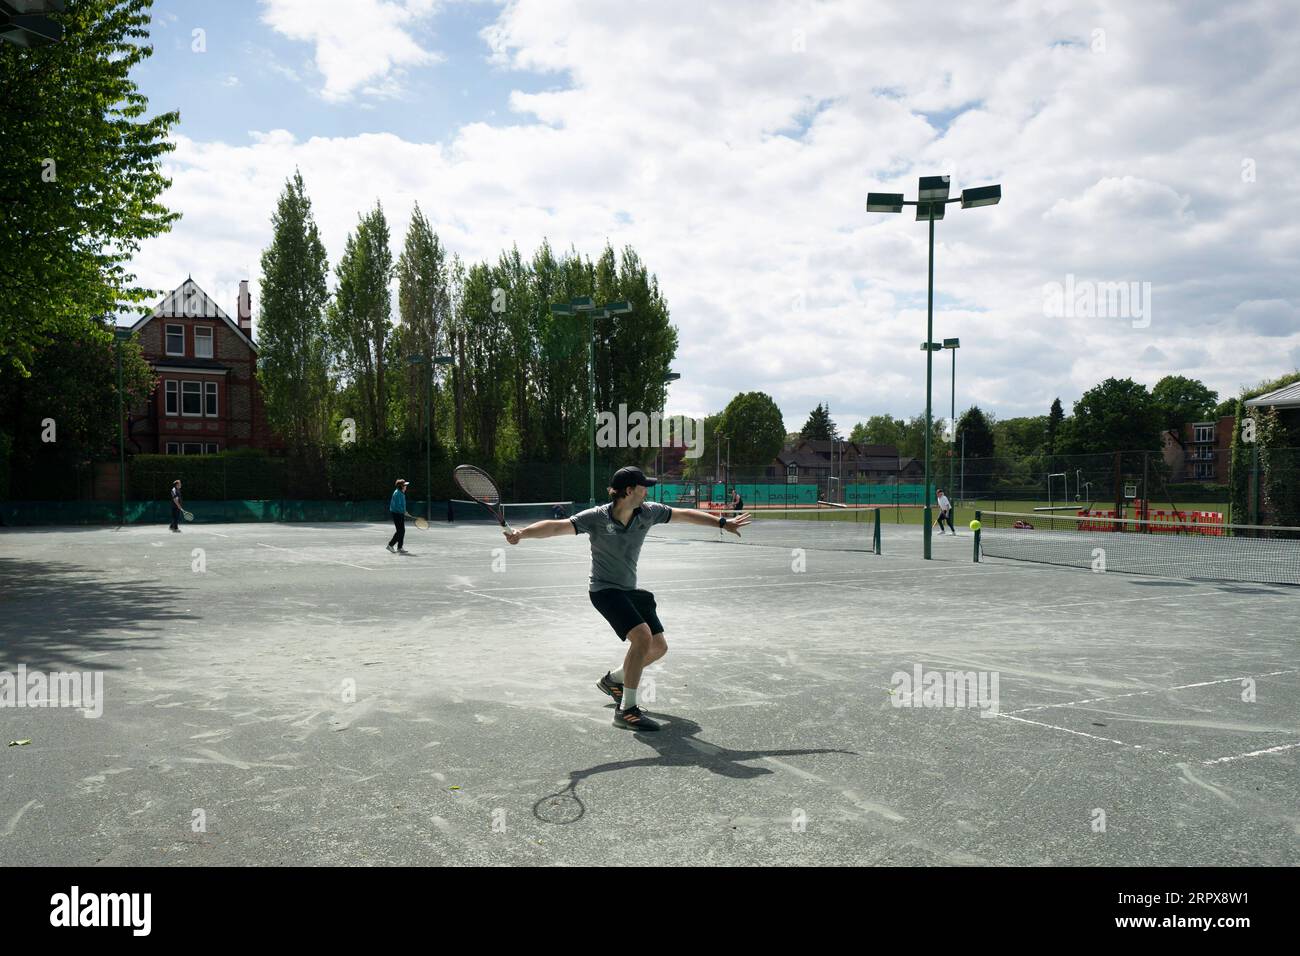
[453,466,501,506]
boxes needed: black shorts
[589,588,663,641]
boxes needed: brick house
[1160,415,1234,482]
[123,278,276,455]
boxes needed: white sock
[622,686,638,709]
[610,668,625,684]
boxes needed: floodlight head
[113,327,133,342]
[605,300,632,315]
[407,353,424,364]
[917,176,951,202]
[569,296,594,310]
[433,355,455,365]
[960,184,1001,208]
[916,201,946,221]
[920,342,943,352]
[865,192,905,214]
[0,0,64,46]
[550,304,573,315]
[943,338,960,349]
[663,372,681,382]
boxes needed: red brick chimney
[237,280,253,339]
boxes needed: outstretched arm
[504,519,577,545]
[674,508,752,536]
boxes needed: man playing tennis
[169,479,184,532]
[387,479,411,554]
[505,466,751,731]
[936,488,955,535]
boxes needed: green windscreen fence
[847,484,927,505]
[0,499,425,526]
[653,483,928,506]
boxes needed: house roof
[775,444,910,472]
[129,278,257,353]
[791,439,899,458]
[1244,381,1300,409]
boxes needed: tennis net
[976,510,1300,585]
[449,499,577,523]
[651,506,882,553]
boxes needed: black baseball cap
[610,466,657,491]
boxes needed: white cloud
[132,0,1300,429]
[258,0,444,102]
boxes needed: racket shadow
[532,713,856,825]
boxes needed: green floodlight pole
[550,297,632,507]
[866,178,1000,559]
[659,372,681,483]
[943,337,960,505]
[114,326,132,526]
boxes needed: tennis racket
[407,514,430,530]
[182,510,194,522]
[452,465,515,533]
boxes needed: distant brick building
[1161,415,1234,482]
[123,278,276,455]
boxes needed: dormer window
[165,324,184,356]
[195,326,213,358]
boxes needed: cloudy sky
[127,0,1300,431]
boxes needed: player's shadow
[533,713,856,824]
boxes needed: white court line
[461,589,565,618]
[467,569,872,593]
[255,542,378,572]
[1006,670,1299,715]
[1202,742,1300,765]
[208,531,230,538]
[996,713,1174,755]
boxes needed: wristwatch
[718,516,727,528]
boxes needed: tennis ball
[969,519,981,531]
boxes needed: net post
[973,509,981,563]
[873,507,881,554]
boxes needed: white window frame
[205,443,220,454]
[204,381,218,417]
[166,442,179,454]
[1194,424,1214,443]
[165,380,179,416]
[194,325,213,359]
[181,380,202,417]
[165,323,185,356]
[182,442,203,455]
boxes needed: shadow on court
[534,714,856,825]
[0,557,197,672]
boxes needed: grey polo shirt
[570,501,673,592]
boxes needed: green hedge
[129,452,288,501]
[0,429,10,500]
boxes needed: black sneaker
[596,671,623,705]
[613,706,660,731]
